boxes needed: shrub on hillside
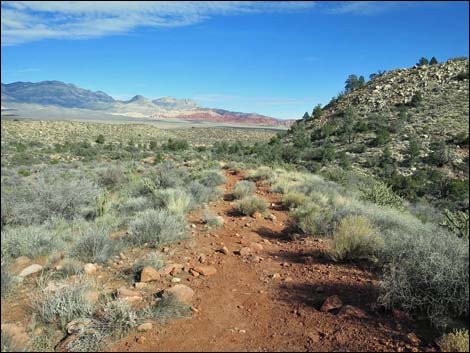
[329,216,383,262]
[359,180,406,211]
[233,180,256,199]
[438,329,469,352]
[281,191,308,210]
[290,203,334,236]
[236,196,267,216]
[98,165,125,189]
[70,226,124,263]
[199,170,226,188]
[1,225,59,260]
[128,209,187,247]
[151,188,192,214]
[187,181,222,206]
[118,196,153,216]
[246,166,272,181]
[202,209,224,229]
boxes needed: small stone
[163,284,194,304]
[252,212,262,219]
[192,265,217,276]
[272,273,281,279]
[307,331,321,343]
[220,246,230,255]
[19,264,43,277]
[171,277,181,283]
[250,243,263,252]
[337,305,368,319]
[406,333,421,345]
[83,263,97,275]
[198,254,207,263]
[248,255,261,263]
[137,323,153,332]
[283,276,293,283]
[140,267,161,282]
[117,287,142,302]
[66,318,93,335]
[135,282,147,289]
[189,269,200,277]
[239,247,251,256]
[119,252,127,260]
[320,295,343,312]
[239,329,247,334]
[162,247,170,253]
[137,336,146,344]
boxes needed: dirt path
[109,169,434,352]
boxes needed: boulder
[18,264,43,277]
[163,284,194,304]
[140,266,160,282]
[192,265,217,276]
[320,295,343,312]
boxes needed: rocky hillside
[283,58,469,208]
[1,81,293,127]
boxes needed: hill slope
[283,58,469,208]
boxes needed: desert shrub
[164,138,189,151]
[128,209,187,247]
[329,216,383,262]
[202,209,224,229]
[233,180,256,199]
[31,280,95,330]
[151,188,192,214]
[139,295,191,324]
[246,166,272,181]
[133,253,165,278]
[235,196,267,216]
[440,209,469,239]
[97,299,138,339]
[282,191,308,210]
[187,181,222,206]
[1,262,15,298]
[199,170,226,188]
[438,329,469,352]
[147,161,189,189]
[57,258,84,277]
[1,174,100,225]
[1,225,59,260]
[118,196,153,216]
[98,165,125,189]
[290,203,334,236]
[70,226,124,263]
[359,180,405,211]
[379,228,469,328]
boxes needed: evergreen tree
[429,57,438,65]
[345,74,359,93]
[311,104,323,119]
[407,137,421,166]
[95,134,105,144]
[302,112,310,120]
[342,106,357,144]
[417,57,429,66]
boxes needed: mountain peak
[152,96,200,110]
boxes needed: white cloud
[323,1,419,16]
[1,1,315,45]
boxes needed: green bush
[281,191,308,210]
[31,280,95,330]
[329,216,383,262]
[202,209,224,228]
[1,262,16,298]
[132,253,165,274]
[70,226,124,263]
[187,181,222,206]
[233,180,256,199]
[199,170,226,188]
[438,329,469,352]
[151,188,192,214]
[128,209,187,247]
[290,204,334,236]
[359,180,405,211]
[235,196,267,216]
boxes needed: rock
[135,282,147,289]
[137,323,153,332]
[198,254,207,263]
[163,284,194,304]
[55,333,80,352]
[239,247,251,256]
[160,263,183,276]
[248,255,261,263]
[406,333,421,345]
[252,212,262,219]
[171,277,181,283]
[137,336,146,344]
[272,273,281,279]
[337,305,368,319]
[13,256,31,268]
[18,264,43,277]
[320,295,343,312]
[220,246,230,255]
[307,331,321,343]
[283,276,293,283]
[141,156,156,164]
[192,265,217,276]
[66,318,94,335]
[140,266,161,282]
[189,269,200,277]
[83,263,97,275]
[266,214,277,221]
[250,243,263,252]
[117,286,142,302]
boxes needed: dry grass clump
[233,180,256,199]
[236,196,267,216]
[438,329,469,352]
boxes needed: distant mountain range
[1,81,294,127]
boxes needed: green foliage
[95,134,105,144]
[202,209,224,229]
[1,262,16,298]
[440,209,469,239]
[359,180,405,211]
[281,191,308,210]
[235,196,267,216]
[151,188,192,214]
[311,104,323,120]
[345,74,366,93]
[409,91,423,107]
[429,139,449,166]
[438,329,469,352]
[199,170,226,188]
[406,137,421,166]
[164,138,189,151]
[139,295,191,324]
[302,112,310,120]
[339,152,352,170]
[233,180,256,199]
[417,57,429,66]
[70,226,123,263]
[429,57,438,65]
[329,216,383,262]
[128,209,187,247]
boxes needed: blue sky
[1,1,469,119]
